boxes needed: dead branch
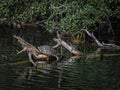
[13,35,50,67]
[13,35,40,56]
[53,32,82,55]
[83,29,120,50]
[83,29,103,47]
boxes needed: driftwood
[53,32,82,55]
[83,29,120,50]
[13,35,40,55]
[13,35,51,67]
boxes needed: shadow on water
[0,27,120,90]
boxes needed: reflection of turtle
[37,45,59,60]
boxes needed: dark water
[0,27,120,90]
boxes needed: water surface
[0,27,120,90]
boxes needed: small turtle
[37,45,59,60]
[71,44,83,55]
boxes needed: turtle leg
[28,52,36,67]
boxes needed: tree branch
[83,29,120,50]
[53,32,82,55]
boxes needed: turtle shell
[38,45,57,56]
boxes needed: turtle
[37,45,59,61]
[70,44,83,55]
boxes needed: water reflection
[0,52,120,90]
[0,27,120,90]
[86,47,120,61]
[16,56,81,89]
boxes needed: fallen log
[53,32,82,55]
[83,29,120,50]
[13,35,57,67]
[13,35,41,57]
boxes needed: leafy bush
[0,0,119,34]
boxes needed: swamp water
[0,28,120,90]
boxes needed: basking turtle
[70,44,83,55]
[37,45,59,60]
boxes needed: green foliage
[0,0,47,24]
[45,0,108,33]
[0,0,119,34]
[110,3,120,19]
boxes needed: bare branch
[17,47,27,54]
[82,29,103,47]
[53,32,82,55]
[82,29,120,50]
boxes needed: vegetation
[0,0,119,34]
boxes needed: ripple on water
[0,56,120,90]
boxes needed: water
[0,56,120,90]
[0,27,120,90]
